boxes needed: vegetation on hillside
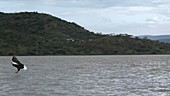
[0,12,170,55]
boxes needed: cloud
[1,0,170,35]
[56,2,170,35]
[152,0,170,4]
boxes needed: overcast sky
[1,0,170,36]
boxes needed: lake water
[1,55,170,96]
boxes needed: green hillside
[0,12,170,55]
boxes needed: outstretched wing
[12,56,21,65]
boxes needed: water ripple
[0,55,170,96]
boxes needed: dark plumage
[11,56,27,73]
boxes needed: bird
[11,56,27,73]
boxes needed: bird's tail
[23,65,27,70]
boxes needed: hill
[1,12,170,55]
[138,35,170,43]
